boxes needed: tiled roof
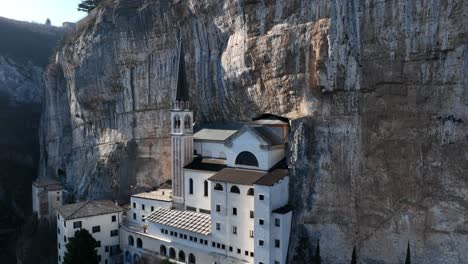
[57,200,125,220]
[33,178,62,188]
[193,129,238,142]
[254,169,288,186]
[208,168,266,185]
[146,207,211,235]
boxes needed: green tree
[314,240,321,264]
[351,246,357,264]
[78,0,102,13]
[405,242,411,264]
[63,229,99,264]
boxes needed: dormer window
[235,151,258,167]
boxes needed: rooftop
[57,200,125,220]
[193,129,238,142]
[272,204,294,214]
[132,190,172,202]
[208,168,266,185]
[32,178,62,189]
[146,207,211,236]
[184,157,227,172]
[225,125,283,147]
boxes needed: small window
[275,239,280,248]
[64,220,66,227]
[92,226,101,233]
[204,180,208,197]
[184,234,187,239]
[249,230,254,238]
[186,206,196,212]
[217,243,220,249]
[275,218,280,227]
[141,204,145,210]
[212,242,216,247]
[73,221,82,229]
[245,250,249,256]
[105,260,108,264]
[237,248,241,254]
[250,211,254,218]
[232,226,237,234]
[247,188,254,196]
[259,194,264,200]
[58,243,61,249]
[230,185,240,194]
[96,241,101,247]
[64,236,67,242]
[259,219,264,225]
[142,215,145,222]
[170,231,174,236]
[232,207,237,215]
[216,204,221,212]
[57,196,60,201]
[214,183,223,191]
[133,213,136,220]
[250,252,254,257]
[112,215,116,222]
[174,232,178,237]
[57,228,60,234]
[189,178,194,194]
[105,246,109,252]
[151,206,154,212]
[204,240,208,245]
[216,223,221,230]
[110,230,118,237]
[133,202,136,208]
[222,244,225,250]
[194,237,198,242]
[275,261,280,264]
[57,214,60,220]
[259,240,264,246]
[229,246,233,252]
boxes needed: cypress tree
[315,240,321,264]
[63,229,99,264]
[405,242,411,264]
[351,246,357,264]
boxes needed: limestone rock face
[41,0,468,263]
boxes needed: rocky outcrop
[41,0,468,263]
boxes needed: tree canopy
[63,229,99,264]
[78,0,102,13]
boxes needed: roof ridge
[66,200,90,220]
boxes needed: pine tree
[405,242,411,264]
[78,0,102,13]
[351,246,357,264]
[315,240,321,264]
[45,18,51,26]
[63,229,99,264]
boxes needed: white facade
[56,201,124,264]
[184,169,212,213]
[128,189,172,226]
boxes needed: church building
[120,41,293,264]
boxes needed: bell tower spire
[170,38,193,206]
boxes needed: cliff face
[41,0,468,263]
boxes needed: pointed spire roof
[176,41,189,102]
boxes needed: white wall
[48,190,63,222]
[57,211,123,264]
[210,181,256,263]
[270,211,292,264]
[184,169,215,212]
[194,141,227,159]
[225,130,284,171]
[129,196,172,226]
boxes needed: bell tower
[171,42,193,206]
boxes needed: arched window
[179,250,186,261]
[235,151,258,167]
[184,115,191,129]
[230,185,240,194]
[125,251,131,262]
[173,115,180,129]
[136,238,143,248]
[189,253,196,264]
[204,181,208,197]
[247,188,254,196]
[128,235,134,246]
[214,183,223,191]
[160,245,167,256]
[169,248,176,259]
[189,178,193,195]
